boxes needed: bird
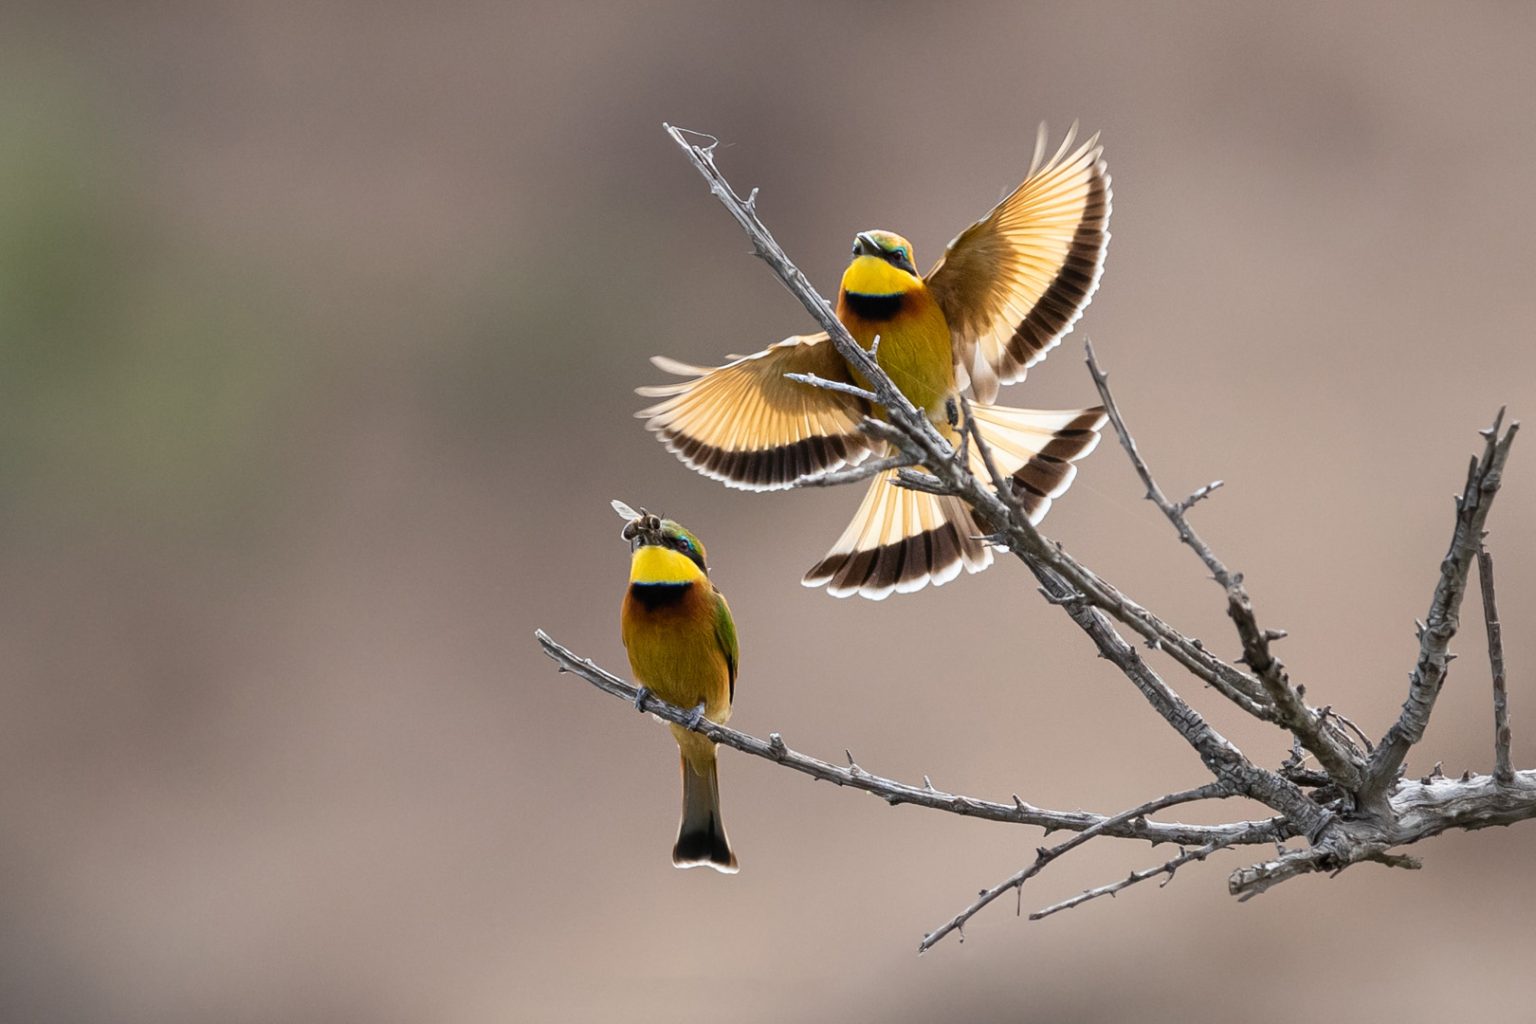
[614,499,739,873]
[638,125,1112,600]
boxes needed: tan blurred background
[1,2,1533,1021]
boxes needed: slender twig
[1175,480,1224,514]
[1030,840,1229,921]
[1478,547,1514,785]
[793,451,919,488]
[535,629,1286,847]
[782,371,878,404]
[1056,561,1273,718]
[919,782,1230,951]
[1085,340,1365,792]
[1363,412,1520,808]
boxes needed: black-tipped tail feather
[803,405,1106,600]
[802,470,991,601]
[674,751,737,873]
[971,405,1107,525]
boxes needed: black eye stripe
[666,534,707,572]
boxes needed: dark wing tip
[655,428,868,492]
[998,158,1113,384]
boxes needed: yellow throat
[630,545,705,584]
[841,254,918,296]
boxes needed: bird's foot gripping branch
[534,124,1527,951]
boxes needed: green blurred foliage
[0,79,301,542]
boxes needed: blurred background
[1,2,1533,1021]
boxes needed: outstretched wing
[925,125,1111,403]
[636,333,876,491]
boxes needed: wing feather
[926,125,1112,403]
[637,333,876,491]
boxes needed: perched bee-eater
[615,500,739,873]
[639,127,1111,599]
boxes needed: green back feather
[712,589,738,703]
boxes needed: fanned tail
[801,468,991,601]
[802,404,1106,599]
[966,403,1107,524]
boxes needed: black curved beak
[852,232,883,258]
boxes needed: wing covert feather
[637,333,876,491]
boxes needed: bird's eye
[895,247,908,263]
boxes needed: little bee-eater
[639,126,1111,599]
[615,500,739,873]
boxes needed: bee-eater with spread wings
[615,501,739,873]
[639,127,1111,600]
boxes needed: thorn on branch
[895,468,950,495]
[1039,586,1089,607]
[1175,480,1226,514]
[1366,851,1423,872]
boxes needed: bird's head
[844,230,919,292]
[613,500,709,580]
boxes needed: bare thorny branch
[1085,341,1367,794]
[535,629,1281,849]
[533,124,1529,950]
[917,782,1232,951]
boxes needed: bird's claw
[685,702,707,730]
[634,686,652,712]
[945,397,960,428]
